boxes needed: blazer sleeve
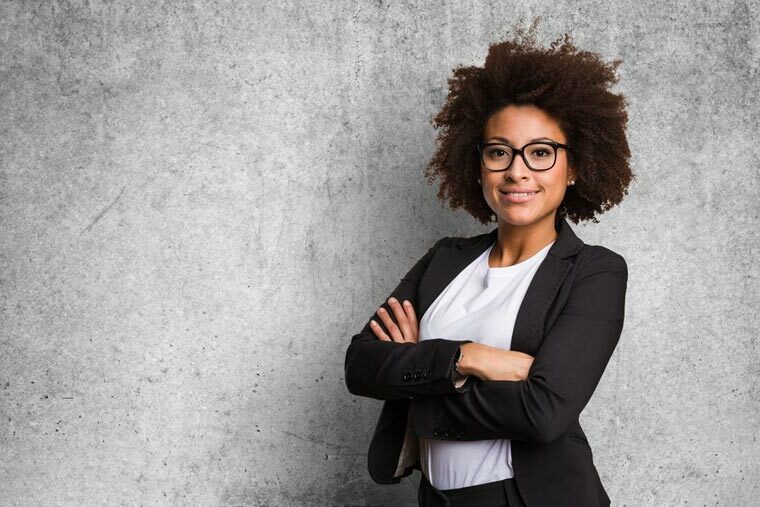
[409,251,628,444]
[344,237,474,401]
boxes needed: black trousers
[418,472,527,507]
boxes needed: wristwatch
[452,347,466,383]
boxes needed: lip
[499,189,541,203]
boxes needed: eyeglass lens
[481,143,557,171]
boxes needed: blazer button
[423,370,431,378]
[413,370,422,380]
[455,430,463,440]
[402,372,411,382]
[443,430,451,439]
[433,429,441,437]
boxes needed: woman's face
[480,104,575,228]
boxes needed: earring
[568,179,575,185]
[476,178,481,184]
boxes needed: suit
[344,217,628,506]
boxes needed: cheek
[537,177,567,203]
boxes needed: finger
[401,300,418,338]
[369,319,391,341]
[387,298,414,342]
[377,307,404,342]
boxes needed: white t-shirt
[418,238,555,490]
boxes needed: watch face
[454,347,462,371]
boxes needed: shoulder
[574,243,628,277]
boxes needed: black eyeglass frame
[476,141,571,172]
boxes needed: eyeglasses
[476,141,570,172]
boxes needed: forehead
[483,104,565,142]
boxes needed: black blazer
[344,217,628,507]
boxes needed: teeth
[505,191,537,196]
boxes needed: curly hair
[424,19,635,225]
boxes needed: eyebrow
[486,136,558,144]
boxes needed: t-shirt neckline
[484,240,555,276]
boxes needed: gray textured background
[1,1,758,505]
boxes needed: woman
[345,27,633,507]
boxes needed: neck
[490,213,558,268]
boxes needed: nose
[504,151,532,179]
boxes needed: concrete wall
[1,1,758,505]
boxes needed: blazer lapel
[418,217,584,355]
[512,217,584,353]
[417,228,498,320]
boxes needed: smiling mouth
[498,189,541,204]
[500,190,540,196]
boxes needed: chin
[494,209,539,226]
[502,218,537,227]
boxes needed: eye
[485,146,512,159]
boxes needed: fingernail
[388,297,397,304]
[403,300,411,306]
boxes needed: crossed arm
[366,292,535,386]
[344,238,628,444]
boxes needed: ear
[567,163,578,183]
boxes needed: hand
[369,297,419,343]
[458,343,534,381]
